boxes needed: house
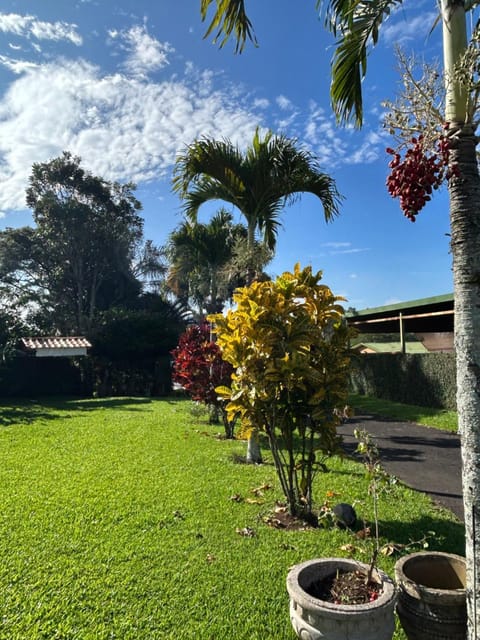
[346,293,454,353]
[20,336,92,358]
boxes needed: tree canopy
[0,152,148,334]
[165,209,248,315]
[173,128,341,282]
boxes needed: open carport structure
[346,293,454,353]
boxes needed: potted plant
[286,428,397,639]
[287,557,396,640]
[209,269,397,637]
[395,550,467,640]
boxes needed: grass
[349,393,458,433]
[0,397,464,639]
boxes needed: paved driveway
[338,414,464,522]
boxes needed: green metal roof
[346,293,453,319]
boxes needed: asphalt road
[338,414,464,522]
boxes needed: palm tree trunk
[442,2,480,635]
[449,125,480,639]
[246,219,256,285]
[246,430,263,463]
[244,217,263,460]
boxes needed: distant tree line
[0,129,338,396]
[0,152,187,396]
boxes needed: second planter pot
[394,551,467,640]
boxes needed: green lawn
[349,394,458,432]
[0,397,464,639]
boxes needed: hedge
[0,356,88,398]
[0,356,173,399]
[0,352,457,410]
[348,352,456,410]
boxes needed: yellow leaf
[340,544,358,554]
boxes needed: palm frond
[260,136,342,221]
[324,0,403,126]
[173,137,244,196]
[254,203,283,251]
[181,178,242,222]
[285,172,342,222]
[173,129,342,258]
[201,0,257,52]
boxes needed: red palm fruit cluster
[386,131,457,222]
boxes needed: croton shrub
[209,264,353,521]
[171,322,235,437]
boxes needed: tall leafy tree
[0,226,46,319]
[90,300,188,397]
[172,128,341,282]
[166,209,248,314]
[200,1,480,634]
[4,152,145,334]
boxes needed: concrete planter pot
[394,551,467,640]
[286,558,397,640]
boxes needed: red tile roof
[21,337,92,350]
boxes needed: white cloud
[323,242,351,249]
[345,139,381,164]
[319,242,369,256]
[0,58,261,215]
[331,247,370,255]
[276,94,293,110]
[301,101,351,166]
[0,13,82,45]
[276,113,299,131]
[0,55,39,74]
[253,97,269,109]
[382,12,437,45]
[110,25,173,77]
[0,27,389,218]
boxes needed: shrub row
[0,356,173,398]
[348,352,456,410]
[0,357,87,397]
[1,352,456,410]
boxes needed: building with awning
[346,294,454,353]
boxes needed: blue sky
[0,1,466,309]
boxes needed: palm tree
[166,209,247,315]
[173,127,341,463]
[172,128,341,282]
[200,1,480,634]
[133,239,168,294]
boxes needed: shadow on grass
[65,397,154,411]
[0,395,157,425]
[378,514,465,557]
[0,403,61,425]
[349,395,457,430]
